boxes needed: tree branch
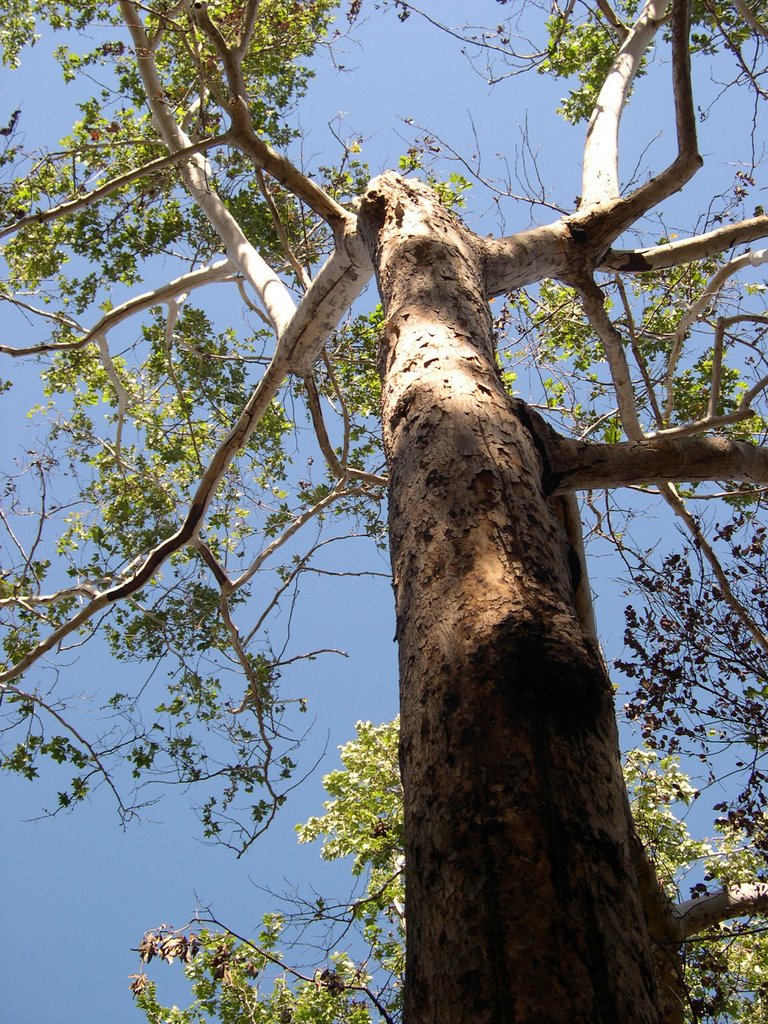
[0,259,234,358]
[595,0,630,41]
[574,275,645,440]
[0,134,229,241]
[544,433,768,494]
[225,481,370,595]
[304,374,345,478]
[673,882,768,939]
[602,214,768,271]
[189,0,351,231]
[255,167,312,289]
[119,0,296,334]
[581,0,670,206]
[568,0,702,249]
[613,273,665,427]
[0,352,288,687]
[235,0,263,57]
[660,481,768,655]
[664,247,768,422]
[275,230,374,372]
[6,683,134,820]
[482,221,572,297]
[730,0,768,40]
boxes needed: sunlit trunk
[359,173,661,1024]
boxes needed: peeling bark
[359,173,660,1024]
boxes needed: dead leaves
[128,973,149,995]
[130,927,200,992]
[314,967,345,996]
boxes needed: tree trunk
[359,173,661,1024]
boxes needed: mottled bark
[359,173,661,1024]
[542,433,768,494]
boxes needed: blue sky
[1,3,764,1022]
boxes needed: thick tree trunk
[359,174,661,1024]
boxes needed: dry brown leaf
[128,973,149,995]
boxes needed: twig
[660,481,768,657]
[226,483,368,594]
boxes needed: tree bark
[359,173,661,1023]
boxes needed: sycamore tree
[3,1,768,1021]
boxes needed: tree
[2,1,768,1021]
[131,721,768,1024]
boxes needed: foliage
[0,0,390,845]
[131,720,404,1023]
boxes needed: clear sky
[1,3,761,1022]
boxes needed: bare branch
[93,331,131,462]
[483,221,572,297]
[0,259,234,358]
[544,433,768,494]
[660,482,768,656]
[614,274,665,427]
[0,583,100,609]
[0,296,80,332]
[6,683,133,819]
[256,168,312,290]
[574,275,645,440]
[674,882,768,939]
[602,214,768,271]
[581,0,670,206]
[225,482,370,595]
[304,374,345,479]
[595,0,630,41]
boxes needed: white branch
[0,135,227,242]
[674,883,768,939]
[576,276,645,440]
[665,248,768,422]
[118,0,296,335]
[603,215,768,271]
[274,232,374,373]
[731,0,768,40]
[646,408,760,440]
[0,583,101,609]
[94,331,131,461]
[581,0,670,206]
[0,259,234,357]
